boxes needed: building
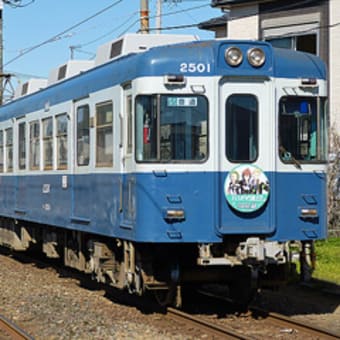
[200,0,340,131]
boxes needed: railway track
[250,306,340,339]
[166,289,340,340]
[167,305,340,339]
[0,313,33,340]
[2,250,339,339]
[167,307,252,339]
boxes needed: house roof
[211,0,275,7]
[198,14,229,29]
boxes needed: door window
[77,105,90,166]
[96,102,113,167]
[226,94,258,162]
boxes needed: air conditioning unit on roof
[14,78,48,99]
[95,33,198,66]
[47,60,95,85]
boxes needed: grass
[313,237,340,285]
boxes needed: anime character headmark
[228,171,241,195]
[240,168,252,194]
[250,168,269,194]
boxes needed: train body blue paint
[0,34,328,305]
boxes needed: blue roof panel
[0,39,326,122]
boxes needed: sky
[3,0,219,85]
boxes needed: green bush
[313,238,340,284]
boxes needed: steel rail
[0,313,34,340]
[250,306,340,340]
[197,288,340,339]
[167,307,253,340]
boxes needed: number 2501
[180,63,211,73]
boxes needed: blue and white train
[0,33,328,305]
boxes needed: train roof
[0,37,326,121]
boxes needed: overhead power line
[3,0,34,8]
[4,0,123,67]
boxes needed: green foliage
[313,238,340,284]
[328,128,340,237]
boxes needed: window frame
[266,32,318,55]
[76,104,90,167]
[95,101,113,168]
[56,113,68,170]
[135,94,209,164]
[42,117,54,170]
[18,121,26,170]
[5,127,13,173]
[278,95,328,164]
[225,93,259,163]
[29,120,40,171]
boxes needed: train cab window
[279,96,328,163]
[96,102,113,167]
[0,131,3,172]
[77,105,90,166]
[43,117,53,170]
[18,122,26,170]
[5,128,13,172]
[226,94,258,162]
[136,95,208,162]
[30,121,40,170]
[56,114,68,169]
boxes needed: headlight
[247,48,266,67]
[225,47,243,67]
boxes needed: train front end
[131,40,328,304]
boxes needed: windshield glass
[136,95,208,162]
[279,96,328,163]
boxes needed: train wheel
[154,285,182,307]
[228,268,258,308]
[228,281,256,308]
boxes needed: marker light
[301,78,317,86]
[164,74,186,85]
[225,47,243,67]
[164,209,185,221]
[247,48,266,67]
[300,208,318,218]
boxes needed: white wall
[228,4,259,40]
[329,0,340,132]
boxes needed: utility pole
[140,0,149,34]
[156,0,162,34]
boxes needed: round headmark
[224,165,270,213]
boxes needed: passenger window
[43,117,53,169]
[0,131,3,173]
[18,122,26,170]
[30,121,40,170]
[226,94,258,162]
[56,114,68,169]
[96,102,113,167]
[77,105,90,166]
[136,95,208,162]
[5,128,13,172]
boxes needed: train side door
[120,84,136,228]
[218,77,276,234]
[71,98,93,225]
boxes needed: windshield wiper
[279,145,302,170]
